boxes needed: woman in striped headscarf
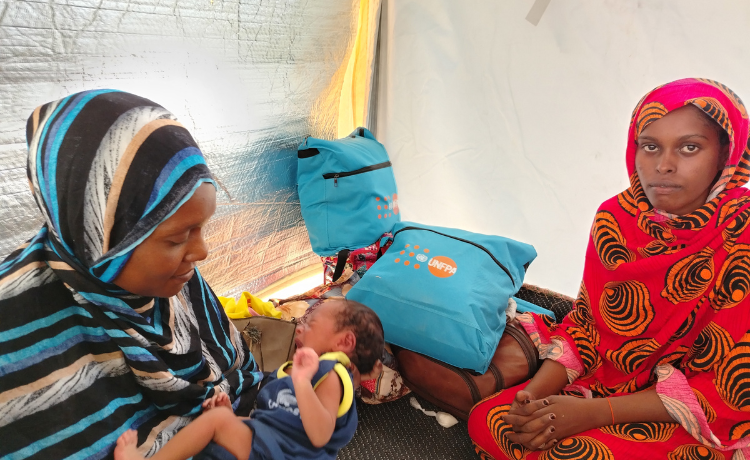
[469,78,750,459]
[0,90,263,459]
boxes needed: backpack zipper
[393,226,515,287]
[323,161,392,187]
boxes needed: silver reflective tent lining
[0,0,369,295]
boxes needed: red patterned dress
[468,79,750,459]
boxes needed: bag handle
[376,233,394,260]
[332,249,351,282]
[504,323,542,379]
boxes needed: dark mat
[339,394,478,460]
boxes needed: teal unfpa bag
[297,128,399,256]
[346,221,537,374]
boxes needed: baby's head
[294,299,384,375]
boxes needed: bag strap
[505,323,541,380]
[332,249,351,282]
[376,233,393,260]
[488,363,505,393]
[418,352,482,404]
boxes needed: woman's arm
[503,389,673,450]
[291,348,342,448]
[519,359,569,401]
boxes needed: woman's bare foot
[114,430,144,460]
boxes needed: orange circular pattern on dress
[685,321,732,372]
[487,404,529,460]
[384,196,389,201]
[409,252,414,257]
[730,420,750,440]
[662,247,715,304]
[385,204,388,209]
[414,245,420,249]
[404,260,410,266]
[376,197,380,201]
[428,255,458,278]
[666,444,723,460]
[394,258,400,263]
[539,436,614,460]
[400,250,405,255]
[710,244,750,310]
[714,331,750,411]
[405,244,410,248]
[424,248,430,253]
[600,422,677,442]
[638,202,650,211]
[378,214,382,219]
[600,280,654,336]
[377,205,381,210]
[592,211,635,270]
[414,264,420,269]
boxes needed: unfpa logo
[394,244,457,278]
[428,255,458,278]
[376,193,399,220]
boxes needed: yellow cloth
[219,292,281,319]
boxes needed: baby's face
[294,301,346,356]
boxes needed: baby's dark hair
[331,299,384,375]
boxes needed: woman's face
[114,183,216,297]
[635,105,729,215]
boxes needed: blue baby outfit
[244,352,358,460]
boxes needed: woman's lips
[173,268,195,283]
[649,183,681,194]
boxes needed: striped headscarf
[0,90,262,459]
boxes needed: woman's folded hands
[501,390,610,450]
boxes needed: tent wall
[375,0,750,296]
[0,0,378,296]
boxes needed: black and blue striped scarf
[0,90,262,459]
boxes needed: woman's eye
[642,144,657,152]
[683,144,698,153]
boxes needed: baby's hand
[291,347,320,382]
[202,391,231,411]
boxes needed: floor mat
[339,395,478,460]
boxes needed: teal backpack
[297,128,399,256]
[346,221,541,374]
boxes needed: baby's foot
[215,392,232,409]
[114,430,144,460]
[202,392,232,411]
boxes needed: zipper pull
[334,174,339,187]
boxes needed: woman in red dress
[468,78,750,459]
